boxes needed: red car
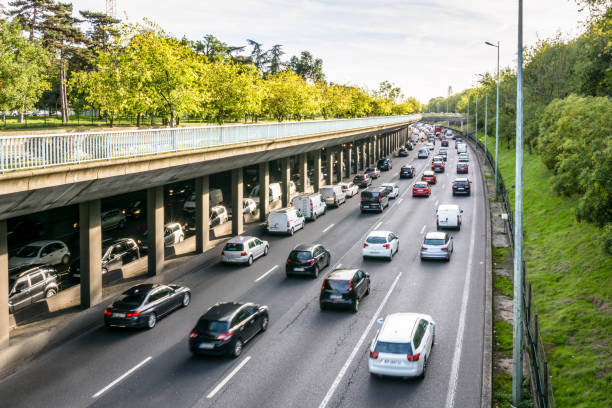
[457,163,469,174]
[421,171,437,184]
[412,182,431,197]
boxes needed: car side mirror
[377,318,384,325]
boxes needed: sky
[44,0,589,103]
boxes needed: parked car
[456,163,469,174]
[339,182,359,198]
[228,198,257,217]
[72,238,140,278]
[286,243,331,278]
[381,183,400,199]
[421,171,437,184]
[125,200,145,219]
[164,222,185,245]
[291,193,326,221]
[412,182,431,197]
[210,205,229,227]
[9,240,70,269]
[8,265,60,313]
[221,235,268,266]
[369,313,436,378]
[319,269,370,313]
[104,283,191,329]
[266,208,305,235]
[101,209,127,231]
[452,178,472,196]
[377,159,393,171]
[400,165,415,179]
[320,185,347,208]
[417,148,429,159]
[436,204,463,230]
[420,231,454,261]
[365,167,381,179]
[363,231,399,261]
[353,174,372,188]
[360,186,390,213]
[189,302,269,357]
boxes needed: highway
[0,139,486,408]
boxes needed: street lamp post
[484,94,488,158]
[485,40,500,200]
[476,94,478,140]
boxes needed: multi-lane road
[0,138,486,408]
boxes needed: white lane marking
[397,198,403,204]
[335,263,342,269]
[93,356,152,398]
[322,223,335,233]
[318,272,403,408]
[207,356,252,399]
[445,179,478,408]
[434,200,439,207]
[374,221,382,230]
[420,224,426,234]
[254,265,278,282]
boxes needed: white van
[319,185,346,208]
[267,208,305,235]
[457,143,467,154]
[269,183,282,202]
[291,193,326,221]
[436,204,463,230]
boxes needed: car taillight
[360,196,363,201]
[126,311,141,318]
[407,353,421,361]
[310,203,313,210]
[349,280,353,292]
[104,308,112,315]
[421,246,427,251]
[453,185,457,189]
[217,332,234,342]
[442,247,448,252]
[307,259,316,264]
[189,331,198,339]
[287,221,290,227]
[370,351,379,359]
[240,251,247,256]
[363,243,368,248]
[321,280,326,290]
[436,215,439,223]
[287,259,291,263]
[383,244,390,248]
[378,196,381,202]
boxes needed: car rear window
[324,279,349,292]
[374,341,413,355]
[414,183,428,188]
[114,293,146,307]
[366,236,387,244]
[224,243,244,251]
[361,191,380,201]
[424,239,445,245]
[320,187,334,195]
[196,319,229,333]
[289,251,312,261]
[454,181,468,186]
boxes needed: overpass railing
[0,114,420,173]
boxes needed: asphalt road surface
[0,139,486,408]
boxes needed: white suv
[369,313,436,379]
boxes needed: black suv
[377,159,393,171]
[452,178,472,196]
[319,269,370,313]
[286,244,331,278]
[9,265,60,313]
[72,238,140,279]
[360,187,389,213]
[400,165,415,179]
[353,174,372,188]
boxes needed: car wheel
[264,246,269,256]
[147,313,157,329]
[61,254,70,264]
[247,256,253,266]
[45,288,57,298]
[260,315,269,331]
[352,298,359,313]
[420,356,428,379]
[289,228,294,236]
[232,339,243,358]
[365,285,370,296]
[388,251,393,262]
[313,265,319,278]
[182,292,191,307]
[313,212,317,221]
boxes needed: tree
[5,0,54,41]
[267,44,284,75]
[247,39,268,72]
[262,70,316,121]
[288,51,324,82]
[79,10,119,52]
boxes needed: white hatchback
[362,230,399,261]
[381,183,400,199]
[369,312,436,379]
[339,182,359,198]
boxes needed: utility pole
[512,0,525,405]
[475,94,479,140]
[466,96,470,137]
[484,94,488,158]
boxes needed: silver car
[221,235,269,265]
[101,209,127,231]
[420,232,454,262]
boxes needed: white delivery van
[457,143,467,154]
[267,208,305,235]
[319,185,346,208]
[291,193,326,221]
[269,183,282,202]
[436,204,463,230]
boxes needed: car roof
[293,243,318,251]
[363,186,386,192]
[9,264,52,278]
[438,204,460,211]
[454,178,469,182]
[368,230,393,237]
[423,171,434,175]
[202,302,248,321]
[378,313,427,342]
[401,164,414,168]
[20,240,63,247]
[270,208,295,214]
[227,235,256,244]
[211,205,226,211]
[124,283,157,296]
[326,268,358,280]
[425,231,447,240]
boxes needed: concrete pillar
[298,153,308,193]
[258,162,269,221]
[147,186,164,276]
[313,150,322,192]
[360,143,366,170]
[281,157,291,207]
[353,144,360,173]
[346,147,352,178]
[195,175,209,253]
[377,137,381,160]
[0,220,8,349]
[369,138,375,166]
[337,148,344,182]
[79,199,102,308]
[326,150,334,185]
[232,168,243,235]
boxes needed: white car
[221,235,269,265]
[369,312,436,378]
[9,240,70,269]
[339,182,359,198]
[164,222,185,246]
[426,142,435,150]
[381,183,400,199]
[362,231,399,261]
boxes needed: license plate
[294,267,304,271]
[383,359,399,365]
[112,313,125,318]
[330,295,342,300]
[199,343,214,350]
[458,188,464,190]
[363,205,370,208]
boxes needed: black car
[405,143,413,151]
[377,159,392,171]
[360,187,389,213]
[286,244,331,278]
[319,269,370,313]
[441,140,449,147]
[398,148,408,157]
[125,200,145,219]
[452,178,472,196]
[353,174,372,188]
[8,265,60,313]
[104,283,191,329]
[72,238,140,279]
[189,302,269,357]
[400,165,415,179]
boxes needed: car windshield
[224,243,244,251]
[196,319,229,333]
[15,245,40,258]
[114,292,146,307]
[366,236,387,244]
[424,238,445,246]
[290,251,312,261]
[324,279,350,292]
[374,341,413,355]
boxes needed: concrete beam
[313,150,321,192]
[231,168,243,235]
[195,175,209,253]
[281,157,290,207]
[79,199,102,308]
[258,162,269,221]
[147,186,164,276]
[0,220,8,348]
[298,153,308,193]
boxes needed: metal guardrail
[0,114,420,173]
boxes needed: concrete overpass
[0,114,420,348]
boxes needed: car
[458,153,470,162]
[101,209,127,231]
[104,283,191,329]
[363,231,399,261]
[9,240,70,269]
[125,200,145,219]
[360,186,390,213]
[398,148,409,157]
[426,142,435,151]
[432,160,445,173]
[319,269,370,313]
[210,205,229,226]
[286,243,331,278]
[267,208,305,235]
[339,182,359,198]
[8,265,60,313]
[6,219,45,251]
[368,313,436,379]
[417,148,429,159]
[222,236,269,265]
[421,171,437,184]
[441,140,449,147]
[353,174,372,188]
[406,143,413,151]
[291,193,326,220]
[420,231,454,261]
[72,238,140,278]
[229,198,258,217]
[437,204,463,230]
[164,222,185,245]
[381,183,400,199]
[431,155,444,163]
[400,165,415,179]
[365,167,381,179]
[320,185,347,207]
[438,148,448,161]
[456,163,469,174]
[412,182,431,197]
[452,178,472,196]
[189,302,269,357]
[457,143,468,154]
[377,159,393,171]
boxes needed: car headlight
[134,209,141,215]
